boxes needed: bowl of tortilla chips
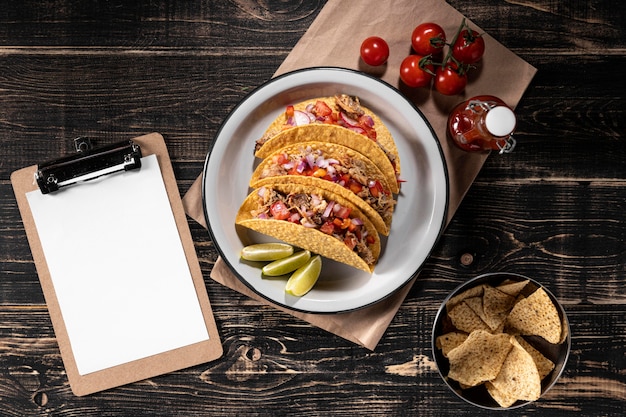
[432,272,570,409]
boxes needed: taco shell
[258,95,399,174]
[236,182,380,273]
[250,141,396,235]
[256,124,399,194]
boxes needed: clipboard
[11,132,222,396]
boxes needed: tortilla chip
[514,336,555,380]
[506,288,562,344]
[489,337,541,403]
[448,301,491,334]
[446,284,486,311]
[447,330,513,387]
[497,279,529,297]
[486,382,518,408]
[236,183,380,273]
[473,285,516,331]
[256,124,399,193]
[484,285,517,315]
[436,332,468,358]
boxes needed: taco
[254,94,401,181]
[255,124,399,194]
[235,182,380,273]
[250,141,396,235]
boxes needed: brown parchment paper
[183,0,536,350]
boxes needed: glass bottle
[447,95,517,153]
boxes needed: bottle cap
[485,106,516,137]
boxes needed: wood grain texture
[1,0,625,415]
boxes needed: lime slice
[285,255,322,296]
[240,243,294,261]
[262,250,311,276]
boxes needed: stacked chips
[435,279,567,408]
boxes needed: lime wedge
[262,250,311,276]
[240,243,294,261]
[285,255,322,296]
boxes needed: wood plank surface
[1,0,624,415]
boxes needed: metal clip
[35,139,142,194]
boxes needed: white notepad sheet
[27,154,210,375]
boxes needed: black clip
[35,139,142,194]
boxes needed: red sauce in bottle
[447,95,517,153]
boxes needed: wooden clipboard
[10,132,222,396]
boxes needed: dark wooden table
[1,1,624,416]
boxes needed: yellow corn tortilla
[250,141,396,235]
[258,95,400,176]
[256,124,399,194]
[235,182,380,273]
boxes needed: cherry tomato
[452,29,485,64]
[411,22,446,57]
[434,64,467,95]
[399,55,434,88]
[360,36,390,66]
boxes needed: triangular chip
[489,337,541,402]
[515,336,555,380]
[506,288,562,344]
[446,284,485,311]
[464,293,508,332]
[436,332,468,358]
[496,279,529,297]
[484,285,516,315]
[486,381,518,408]
[447,330,513,387]
[448,301,491,334]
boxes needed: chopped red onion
[351,218,363,226]
[340,111,360,127]
[294,110,312,126]
[322,201,334,218]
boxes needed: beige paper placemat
[183,0,536,350]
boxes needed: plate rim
[202,66,450,314]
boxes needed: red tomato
[399,55,434,88]
[313,100,332,117]
[320,221,335,235]
[360,36,390,66]
[434,64,467,95]
[452,29,485,64]
[269,201,291,220]
[411,23,446,57]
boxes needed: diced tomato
[366,235,376,244]
[347,179,363,194]
[334,205,352,219]
[269,201,291,220]
[320,221,335,235]
[314,100,333,117]
[285,105,295,118]
[275,153,290,166]
[369,180,385,197]
[344,235,358,250]
[312,168,327,178]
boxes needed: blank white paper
[27,154,209,375]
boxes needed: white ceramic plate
[203,67,449,313]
